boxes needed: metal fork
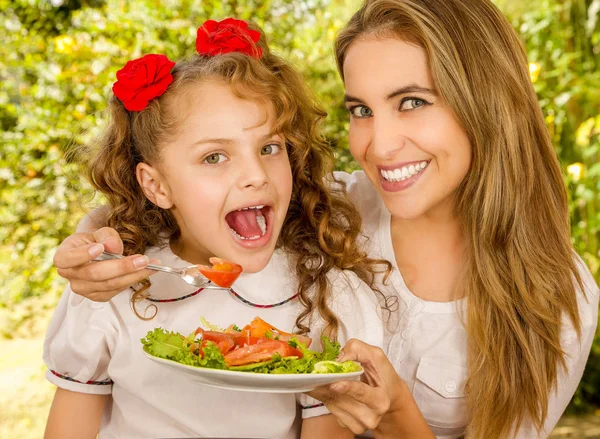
[93,251,227,289]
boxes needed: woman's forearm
[373,381,435,439]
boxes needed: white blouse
[339,170,599,439]
[43,245,385,438]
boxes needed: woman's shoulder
[334,170,384,230]
[571,253,599,332]
[333,170,379,202]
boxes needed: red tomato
[247,317,312,347]
[224,340,304,366]
[231,334,264,347]
[197,257,243,288]
[195,329,235,355]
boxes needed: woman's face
[343,37,471,220]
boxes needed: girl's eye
[261,144,281,155]
[399,98,430,111]
[203,153,227,165]
[349,105,373,118]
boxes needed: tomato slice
[247,317,312,347]
[197,257,243,288]
[231,334,264,347]
[195,329,235,354]
[224,340,304,366]
[196,327,265,348]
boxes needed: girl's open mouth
[225,205,275,249]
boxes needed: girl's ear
[136,162,173,209]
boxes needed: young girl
[43,18,394,438]
[306,0,599,438]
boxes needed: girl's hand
[307,339,434,438]
[53,227,156,302]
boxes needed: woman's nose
[370,114,406,160]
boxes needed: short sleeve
[43,285,117,395]
[299,270,385,419]
[512,254,599,438]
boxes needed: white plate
[143,351,363,393]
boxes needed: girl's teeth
[230,228,261,240]
[229,213,267,241]
[380,161,429,182]
[256,214,266,235]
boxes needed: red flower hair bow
[196,18,262,59]
[112,54,176,112]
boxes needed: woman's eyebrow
[344,84,437,104]
[344,94,364,104]
[385,84,437,100]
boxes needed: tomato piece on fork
[197,257,243,288]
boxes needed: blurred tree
[0,0,598,411]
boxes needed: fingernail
[330,382,346,392]
[133,255,149,268]
[88,243,104,257]
[103,236,116,246]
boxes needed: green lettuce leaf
[141,328,227,369]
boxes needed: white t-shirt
[43,245,385,438]
[338,170,599,439]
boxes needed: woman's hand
[307,339,434,438]
[53,227,156,302]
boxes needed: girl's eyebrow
[344,83,437,104]
[189,132,280,148]
[190,138,233,148]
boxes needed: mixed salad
[141,317,362,374]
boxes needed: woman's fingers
[307,382,389,434]
[338,339,388,366]
[57,254,150,282]
[92,227,124,254]
[326,405,370,435]
[330,381,391,418]
[54,241,104,270]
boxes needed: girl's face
[343,37,471,220]
[138,81,293,273]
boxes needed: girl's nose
[238,156,269,189]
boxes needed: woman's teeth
[380,161,428,182]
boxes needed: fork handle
[94,251,183,275]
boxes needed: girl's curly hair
[82,22,392,335]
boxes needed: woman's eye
[350,105,373,118]
[261,144,281,155]
[203,153,227,165]
[399,98,429,111]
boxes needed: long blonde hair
[336,0,583,437]
[83,22,392,334]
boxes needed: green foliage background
[1,0,599,412]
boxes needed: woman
[304,0,598,438]
[53,0,599,438]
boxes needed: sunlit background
[1,0,599,436]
